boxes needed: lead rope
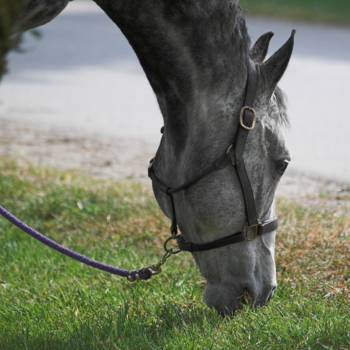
[0,205,177,282]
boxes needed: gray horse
[17,0,295,315]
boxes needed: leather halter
[148,61,278,253]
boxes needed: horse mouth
[217,288,254,317]
[236,288,254,305]
[218,286,276,317]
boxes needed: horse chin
[203,283,277,316]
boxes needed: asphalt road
[1,1,350,183]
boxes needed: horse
[16,0,295,315]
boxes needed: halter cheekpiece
[149,61,278,253]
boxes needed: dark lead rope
[0,205,153,281]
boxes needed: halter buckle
[243,221,261,241]
[240,106,256,131]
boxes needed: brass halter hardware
[239,106,256,131]
[226,144,236,165]
[243,220,261,241]
[127,234,181,282]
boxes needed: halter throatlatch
[149,61,278,254]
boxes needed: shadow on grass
[2,292,350,350]
[1,302,220,350]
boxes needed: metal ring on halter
[164,236,181,254]
[239,106,256,131]
[226,144,236,165]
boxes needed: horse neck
[97,0,251,151]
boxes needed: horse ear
[250,32,274,63]
[260,30,296,101]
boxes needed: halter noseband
[148,61,278,253]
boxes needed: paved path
[0,1,349,183]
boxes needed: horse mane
[274,86,290,128]
[174,0,252,69]
[226,0,252,63]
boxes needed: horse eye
[276,160,289,174]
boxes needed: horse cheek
[184,171,245,229]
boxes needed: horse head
[151,27,295,314]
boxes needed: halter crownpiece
[149,60,278,253]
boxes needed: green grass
[240,0,350,25]
[0,157,350,349]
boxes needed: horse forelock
[226,0,251,62]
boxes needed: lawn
[240,0,350,25]
[0,157,349,349]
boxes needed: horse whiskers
[236,288,253,305]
